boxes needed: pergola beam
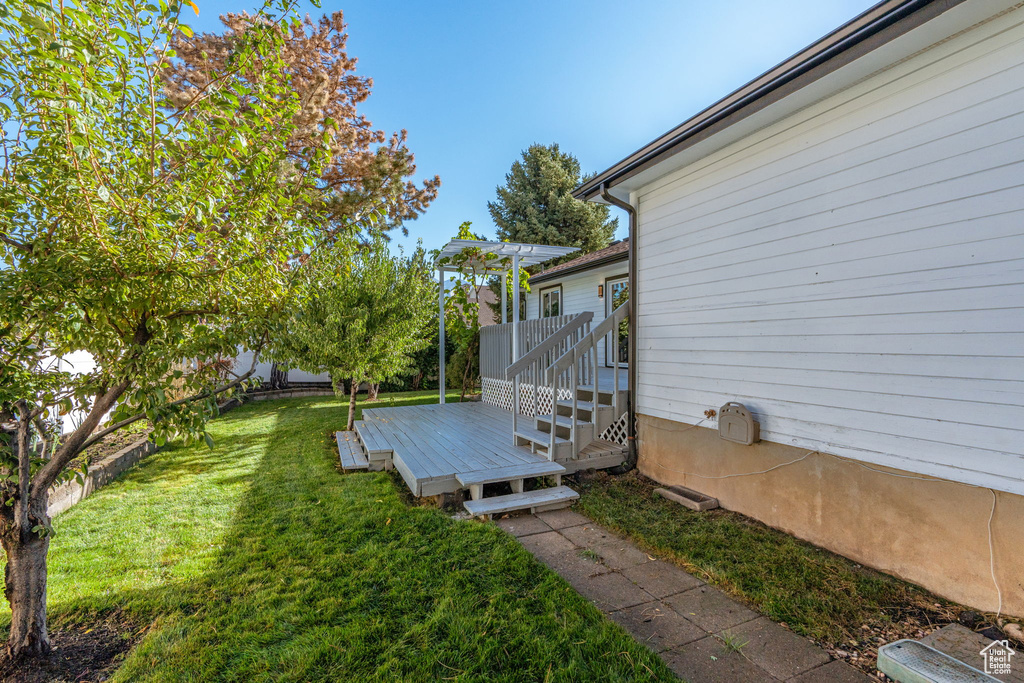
[434,240,579,405]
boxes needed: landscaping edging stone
[48,436,158,517]
[247,388,337,401]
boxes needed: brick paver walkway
[497,509,874,683]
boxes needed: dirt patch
[0,621,140,683]
[74,425,151,469]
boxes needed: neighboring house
[525,239,630,369]
[573,0,1024,615]
[234,347,331,385]
[469,283,499,327]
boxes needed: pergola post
[432,239,578,412]
[511,254,520,361]
[501,271,507,325]
[438,267,446,405]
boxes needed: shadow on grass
[34,396,672,682]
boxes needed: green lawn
[12,393,674,682]
[575,472,955,645]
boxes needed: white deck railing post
[438,267,446,405]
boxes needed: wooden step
[456,461,566,487]
[464,485,579,518]
[353,420,393,457]
[514,424,569,446]
[576,385,628,403]
[556,399,610,415]
[536,414,593,430]
[335,431,369,470]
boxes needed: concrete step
[877,639,999,683]
[335,431,369,471]
[464,485,579,518]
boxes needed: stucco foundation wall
[637,413,1024,617]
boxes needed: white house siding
[233,347,330,384]
[528,259,628,366]
[44,350,99,434]
[634,6,1024,495]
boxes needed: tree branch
[0,234,30,252]
[77,350,261,452]
[28,379,131,500]
[14,401,31,534]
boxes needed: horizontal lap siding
[635,7,1024,495]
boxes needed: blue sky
[191,0,878,254]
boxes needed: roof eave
[573,0,964,201]
[529,250,629,284]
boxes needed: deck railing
[480,314,581,380]
[544,300,630,458]
[499,313,594,438]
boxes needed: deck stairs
[482,301,630,518]
[335,302,630,520]
[524,384,629,461]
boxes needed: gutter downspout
[599,183,638,469]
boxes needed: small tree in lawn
[0,0,333,659]
[271,237,435,430]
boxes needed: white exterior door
[605,277,628,367]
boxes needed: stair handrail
[504,311,594,455]
[547,301,629,381]
[546,300,630,457]
[504,311,593,381]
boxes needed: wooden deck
[358,401,627,497]
[594,366,628,388]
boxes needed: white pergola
[435,240,579,404]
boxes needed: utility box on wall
[719,402,760,445]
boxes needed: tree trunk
[269,363,289,390]
[367,383,379,401]
[347,378,358,431]
[411,372,422,391]
[2,531,51,659]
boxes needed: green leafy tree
[0,0,331,658]
[488,143,617,253]
[271,238,435,430]
[486,143,616,321]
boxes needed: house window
[540,286,562,318]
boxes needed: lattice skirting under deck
[483,378,629,447]
[599,411,629,447]
[481,378,571,416]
